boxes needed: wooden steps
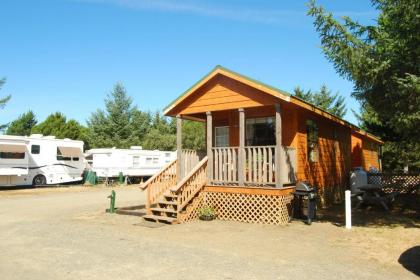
[143,214,177,224]
[143,190,179,224]
[151,207,177,214]
[143,157,208,225]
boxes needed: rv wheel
[33,175,47,186]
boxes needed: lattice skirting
[178,190,293,225]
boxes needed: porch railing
[212,147,239,183]
[211,145,296,186]
[181,149,204,178]
[245,146,276,184]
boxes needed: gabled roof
[163,65,290,115]
[164,65,383,144]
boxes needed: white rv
[86,147,175,180]
[0,134,85,186]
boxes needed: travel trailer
[86,147,176,181]
[0,134,85,186]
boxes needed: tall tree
[87,83,149,148]
[6,110,37,136]
[142,112,176,150]
[308,0,420,172]
[0,78,11,131]
[32,112,87,143]
[293,85,347,118]
[183,120,205,151]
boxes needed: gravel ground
[0,186,418,280]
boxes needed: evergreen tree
[87,83,153,148]
[6,110,37,136]
[293,85,347,118]
[142,112,176,150]
[293,86,313,102]
[308,0,420,172]
[183,120,205,151]
[32,112,87,143]
[0,78,11,131]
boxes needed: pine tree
[293,85,347,118]
[142,112,176,150]
[87,83,153,149]
[308,0,420,171]
[6,110,37,136]
[31,112,86,142]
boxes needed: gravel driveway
[0,186,418,280]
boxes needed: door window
[245,117,275,146]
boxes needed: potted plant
[197,205,216,221]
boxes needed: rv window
[153,157,159,164]
[72,157,79,161]
[31,145,40,154]
[0,152,25,159]
[145,157,153,164]
[133,156,140,168]
[56,148,71,161]
[57,156,72,161]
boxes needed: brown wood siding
[351,132,380,170]
[295,107,352,206]
[174,75,279,115]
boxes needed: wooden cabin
[142,66,383,225]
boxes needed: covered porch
[176,104,297,188]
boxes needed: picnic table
[353,184,391,211]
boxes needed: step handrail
[139,159,177,190]
[171,156,208,211]
[170,156,207,193]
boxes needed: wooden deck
[142,153,296,225]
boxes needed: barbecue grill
[293,181,317,225]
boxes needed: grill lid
[295,181,313,192]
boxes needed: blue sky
[1,0,378,126]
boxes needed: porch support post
[275,104,284,188]
[206,112,213,183]
[238,108,245,185]
[176,115,183,183]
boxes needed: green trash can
[84,170,97,185]
[118,172,124,185]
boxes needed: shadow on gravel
[316,194,420,229]
[398,246,420,277]
[0,181,83,191]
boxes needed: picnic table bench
[352,184,395,211]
